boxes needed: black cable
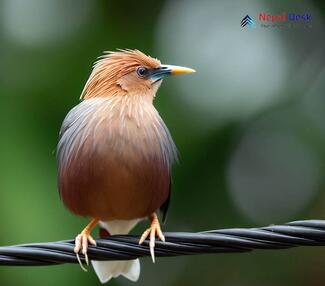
[1,219,325,266]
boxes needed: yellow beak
[150,64,195,82]
[161,64,196,75]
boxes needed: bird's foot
[139,213,165,263]
[74,218,98,271]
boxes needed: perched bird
[56,49,195,283]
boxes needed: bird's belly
[64,160,169,220]
[60,142,170,220]
[57,101,173,220]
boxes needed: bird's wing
[56,110,74,198]
[56,105,79,165]
[160,178,171,224]
[56,101,93,199]
[56,101,94,165]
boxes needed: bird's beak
[150,64,195,82]
[161,64,196,76]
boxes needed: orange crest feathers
[80,49,161,99]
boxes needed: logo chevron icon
[241,15,255,27]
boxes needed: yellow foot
[139,213,165,263]
[74,218,98,271]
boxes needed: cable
[1,219,325,266]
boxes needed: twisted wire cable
[1,220,325,266]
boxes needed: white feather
[92,219,143,283]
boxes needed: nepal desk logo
[241,15,255,27]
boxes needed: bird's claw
[139,218,165,263]
[74,232,96,271]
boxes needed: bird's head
[81,49,195,99]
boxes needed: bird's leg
[74,218,98,271]
[139,213,165,263]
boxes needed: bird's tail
[91,219,142,283]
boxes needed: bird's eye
[136,67,148,78]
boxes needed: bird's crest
[80,49,161,99]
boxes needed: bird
[56,49,195,283]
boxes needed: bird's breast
[57,96,177,220]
